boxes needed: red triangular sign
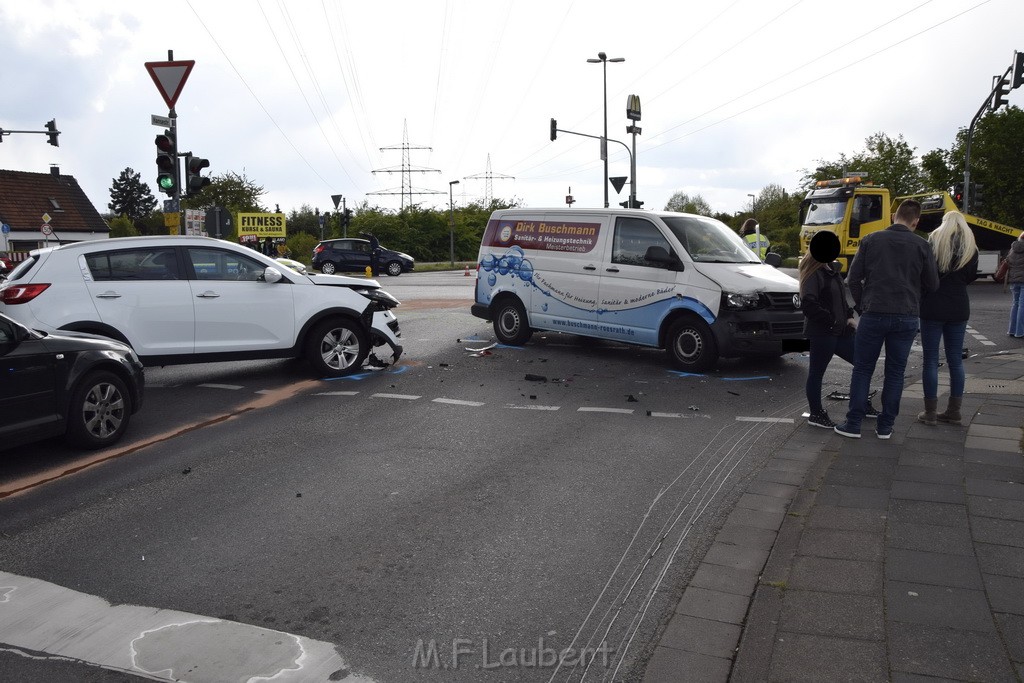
[145,60,196,110]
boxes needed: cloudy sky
[2,0,1022,219]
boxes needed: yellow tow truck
[799,176,1020,278]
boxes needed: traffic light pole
[963,62,1013,213]
[549,124,635,207]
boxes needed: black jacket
[848,224,940,315]
[801,263,854,336]
[919,250,979,322]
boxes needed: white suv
[0,236,403,377]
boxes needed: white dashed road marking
[315,391,360,396]
[0,571,371,683]
[736,416,795,424]
[577,407,634,414]
[431,398,486,406]
[371,393,421,400]
[507,404,561,411]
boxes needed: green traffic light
[158,174,175,191]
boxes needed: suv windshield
[802,198,849,226]
[661,215,759,264]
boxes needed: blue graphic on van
[479,246,716,334]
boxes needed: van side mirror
[645,245,683,270]
[764,252,782,268]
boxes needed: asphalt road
[0,271,1019,682]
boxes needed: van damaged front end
[713,289,807,356]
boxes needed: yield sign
[144,60,196,110]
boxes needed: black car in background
[312,238,415,277]
[0,313,145,451]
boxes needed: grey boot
[936,396,963,425]
[917,398,938,426]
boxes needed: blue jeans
[806,333,855,413]
[920,319,967,400]
[844,313,919,432]
[1010,283,1024,337]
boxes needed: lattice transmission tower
[368,120,443,210]
[464,154,514,206]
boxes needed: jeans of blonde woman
[1010,283,1024,337]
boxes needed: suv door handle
[96,292,121,299]
[196,292,220,298]
[583,265,597,271]
[605,267,620,273]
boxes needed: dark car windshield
[661,215,759,264]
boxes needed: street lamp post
[747,193,756,216]
[587,51,625,208]
[449,180,460,266]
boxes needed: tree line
[107,105,1023,265]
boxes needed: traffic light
[155,129,176,195]
[185,154,211,196]
[1013,51,1024,90]
[45,119,59,147]
[952,182,964,208]
[971,183,984,213]
[343,208,353,229]
[550,118,557,142]
[992,75,1010,110]
[619,198,645,208]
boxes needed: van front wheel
[666,317,718,372]
[492,298,532,345]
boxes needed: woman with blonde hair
[918,211,979,425]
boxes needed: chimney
[50,165,60,177]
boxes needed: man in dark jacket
[834,199,940,439]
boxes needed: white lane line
[0,571,372,683]
[371,393,421,400]
[981,340,996,346]
[196,383,243,390]
[507,404,561,411]
[432,398,486,407]
[316,391,360,396]
[736,416,795,423]
[577,407,634,414]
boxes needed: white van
[470,208,805,371]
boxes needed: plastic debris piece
[470,350,493,358]
[688,405,700,411]
[626,394,639,402]
[727,391,740,396]
[530,395,537,400]
[646,410,652,416]
[466,342,497,352]
[296,493,302,498]
[827,391,850,401]
[525,374,547,382]
[182,467,191,475]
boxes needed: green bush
[286,232,318,265]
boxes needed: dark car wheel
[65,371,133,449]
[386,261,403,277]
[306,318,369,377]
[320,261,337,275]
[666,316,718,372]
[492,297,532,345]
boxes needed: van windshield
[661,215,759,264]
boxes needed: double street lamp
[449,180,460,266]
[587,51,624,208]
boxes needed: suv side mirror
[262,267,283,284]
[644,245,683,270]
[764,252,782,268]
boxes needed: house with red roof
[0,166,109,264]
